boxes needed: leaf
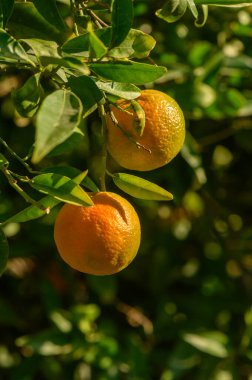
[21,39,60,63]
[110,0,133,48]
[195,5,208,27]
[0,0,14,29]
[96,81,141,100]
[40,56,89,76]
[183,332,229,358]
[108,29,156,59]
[7,2,69,44]
[42,166,100,192]
[68,75,104,118]
[156,0,188,23]
[111,173,173,201]
[2,171,91,224]
[90,61,167,85]
[0,28,35,66]
[12,73,43,117]
[61,32,90,56]
[0,226,9,276]
[88,28,108,59]
[61,29,111,57]
[33,0,67,32]
[32,90,83,164]
[30,172,93,207]
[187,0,198,19]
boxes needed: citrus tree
[1,0,252,379]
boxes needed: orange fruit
[106,89,185,171]
[54,192,141,275]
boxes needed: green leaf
[21,39,60,63]
[90,61,167,85]
[111,173,173,201]
[0,227,9,276]
[61,29,111,57]
[187,0,198,19]
[2,171,90,224]
[96,81,140,100]
[40,56,89,76]
[110,0,133,48]
[61,32,90,56]
[30,172,93,207]
[183,332,229,358]
[108,29,156,59]
[156,0,188,23]
[195,5,208,26]
[0,0,14,29]
[88,28,108,59]
[32,90,83,164]
[33,0,67,32]
[68,75,104,118]
[7,2,69,44]
[12,73,43,117]
[42,166,100,192]
[0,28,35,66]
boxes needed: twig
[0,137,39,174]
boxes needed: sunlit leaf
[30,172,93,207]
[183,332,229,358]
[195,5,208,26]
[0,28,35,65]
[111,173,173,201]
[96,81,141,100]
[32,90,83,164]
[110,0,133,47]
[21,38,60,63]
[3,171,89,224]
[109,29,156,59]
[90,61,167,84]
[88,27,108,59]
[156,0,187,23]
[0,227,9,276]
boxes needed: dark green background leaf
[110,0,133,48]
[0,0,14,29]
[33,0,67,32]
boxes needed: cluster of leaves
[156,0,252,27]
[0,0,176,275]
[1,1,252,379]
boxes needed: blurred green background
[1,2,252,379]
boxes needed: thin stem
[0,137,39,174]
[87,9,109,28]
[70,0,80,36]
[0,167,40,207]
[98,104,108,192]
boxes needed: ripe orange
[54,192,141,275]
[106,89,185,171]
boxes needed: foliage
[1,0,252,379]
